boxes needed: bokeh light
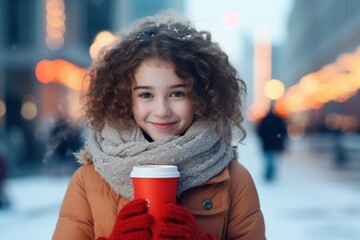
[35,59,88,91]
[21,101,38,120]
[89,31,116,60]
[0,100,6,118]
[264,79,285,100]
[45,0,66,50]
[221,11,240,29]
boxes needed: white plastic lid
[130,165,180,178]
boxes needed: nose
[154,98,171,117]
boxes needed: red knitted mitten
[97,199,153,240]
[157,203,218,240]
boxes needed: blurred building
[279,0,360,134]
[241,33,284,122]
[241,35,255,110]
[0,0,184,176]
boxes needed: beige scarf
[87,120,233,200]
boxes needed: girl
[53,11,266,240]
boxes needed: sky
[185,0,295,66]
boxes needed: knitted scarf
[87,120,233,200]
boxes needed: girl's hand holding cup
[97,199,153,240]
[157,203,218,240]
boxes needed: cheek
[132,102,146,121]
[179,102,195,122]
[131,103,140,119]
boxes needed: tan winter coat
[52,159,266,240]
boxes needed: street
[240,131,360,240]
[1,131,360,240]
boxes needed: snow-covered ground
[240,133,360,240]
[1,132,360,240]
[0,176,69,239]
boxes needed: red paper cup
[130,165,180,238]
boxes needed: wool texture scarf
[87,120,233,200]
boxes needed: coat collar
[203,165,230,185]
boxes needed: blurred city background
[0,0,360,239]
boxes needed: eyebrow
[132,84,188,91]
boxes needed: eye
[139,92,152,98]
[170,91,185,97]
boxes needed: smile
[150,122,177,129]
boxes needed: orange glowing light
[299,74,320,95]
[246,103,269,122]
[35,59,88,91]
[336,53,355,72]
[35,60,56,83]
[274,100,289,118]
[279,46,360,113]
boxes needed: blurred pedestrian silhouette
[0,152,11,209]
[256,107,287,181]
[46,117,83,175]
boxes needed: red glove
[157,203,218,240]
[97,199,153,240]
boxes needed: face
[132,58,194,141]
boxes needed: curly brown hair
[83,11,246,138]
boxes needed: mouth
[150,121,177,129]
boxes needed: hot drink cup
[130,165,180,237]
